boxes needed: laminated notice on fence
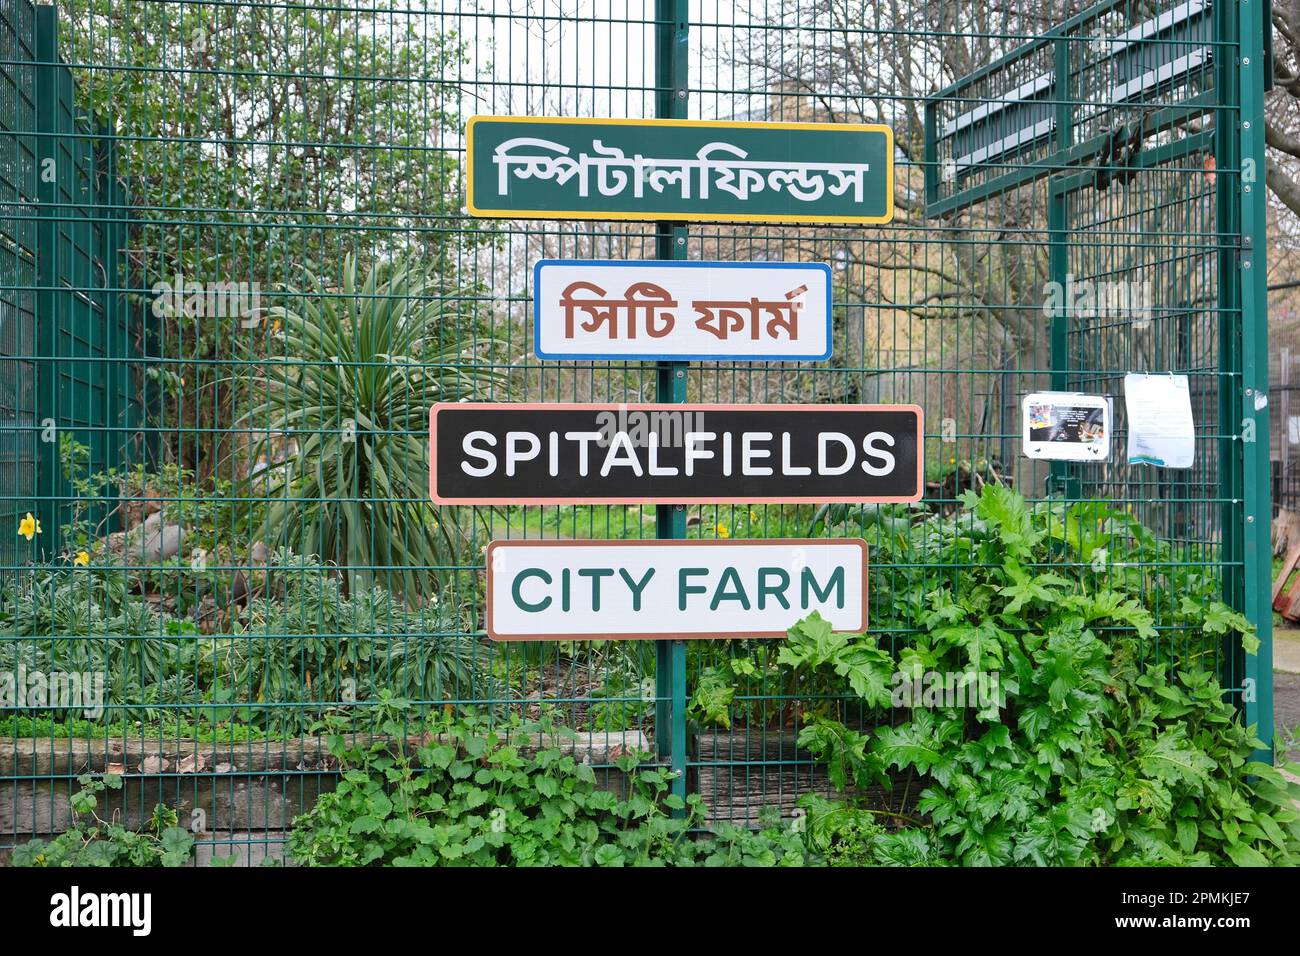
[1021,392,1110,461]
[1124,373,1195,469]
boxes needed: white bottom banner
[485,538,867,640]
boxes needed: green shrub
[288,700,806,866]
[780,485,1300,866]
[0,568,205,722]
[11,774,197,867]
[0,549,500,736]
[209,549,500,733]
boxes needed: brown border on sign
[429,402,924,505]
[484,537,868,641]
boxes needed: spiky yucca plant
[239,256,502,604]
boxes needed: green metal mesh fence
[0,0,37,586]
[0,0,1271,861]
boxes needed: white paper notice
[1021,391,1111,462]
[1124,373,1195,469]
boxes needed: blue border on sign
[532,259,835,362]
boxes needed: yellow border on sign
[465,114,895,225]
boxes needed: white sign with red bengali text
[533,259,832,362]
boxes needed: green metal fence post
[1214,0,1242,711]
[1048,34,1071,405]
[1215,0,1272,758]
[1237,0,1273,759]
[653,0,690,812]
[1046,183,1079,500]
[97,118,123,533]
[33,3,59,557]
[1045,38,1081,502]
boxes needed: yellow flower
[17,512,40,541]
[749,510,758,522]
[74,551,90,567]
[716,522,731,539]
[949,457,956,465]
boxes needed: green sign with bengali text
[466,115,893,224]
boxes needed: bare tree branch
[1269,155,1300,218]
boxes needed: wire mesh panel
[1056,148,1220,581]
[0,0,1269,860]
[0,0,36,585]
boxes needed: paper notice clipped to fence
[1124,373,1195,468]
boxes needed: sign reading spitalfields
[429,403,923,505]
[467,116,894,224]
[486,539,868,640]
[534,260,832,361]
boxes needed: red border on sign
[429,402,924,505]
[484,537,869,641]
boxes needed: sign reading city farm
[534,259,833,361]
[467,116,894,224]
[485,539,868,640]
[429,402,923,505]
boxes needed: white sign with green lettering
[485,539,867,641]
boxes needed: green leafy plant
[208,549,500,733]
[0,545,499,734]
[783,485,1300,866]
[0,566,206,723]
[45,440,244,623]
[688,665,738,729]
[795,793,940,866]
[288,698,806,866]
[0,714,278,743]
[12,774,197,867]
[239,256,506,604]
[587,671,655,732]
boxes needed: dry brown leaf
[176,753,207,774]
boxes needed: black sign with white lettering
[429,402,923,504]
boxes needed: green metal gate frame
[1223,0,1273,751]
[3,2,138,567]
[926,0,1273,756]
